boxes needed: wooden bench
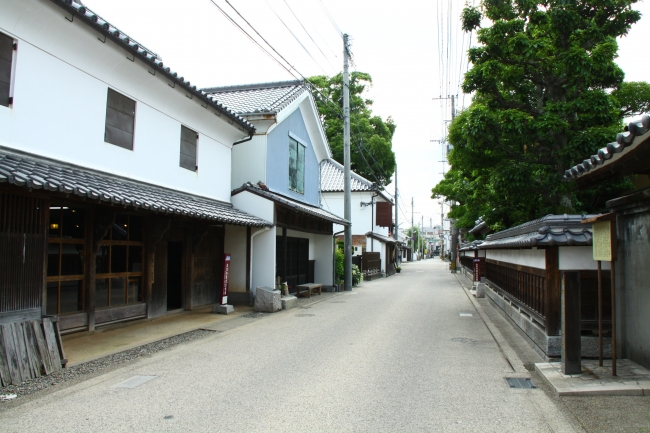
[295,283,322,298]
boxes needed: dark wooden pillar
[246,226,251,292]
[85,211,96,331]
[145,219,170,319]
[545,246,561,336]
[41,201,50,319]
[562,271,582,374]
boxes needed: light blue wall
[266,108,320,206]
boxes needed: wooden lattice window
[105,88,135,150]
[47,206,85,315]
[0,32,14,107]
[179,125,198,171]
[95,214,144,308]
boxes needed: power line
[282,0,337,73]
[264,0,329,75]
[316,0,342,36]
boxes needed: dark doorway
[167,241,183,311]
[276,236,309,292]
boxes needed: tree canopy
[309,72,396,187]
[432,0,643,235]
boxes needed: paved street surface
[0,259,620,432]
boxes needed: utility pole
[343,34,352,291]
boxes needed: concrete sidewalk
[62,291,344,366]
[536,359,650,396]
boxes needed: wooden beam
[246,226,251,292]
[545,247,561,336]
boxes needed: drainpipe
[333,229,345,289]
[249,226,271,296]
[233,132,254,146]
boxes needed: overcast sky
[85,0,650,230]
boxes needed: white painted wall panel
[285,229,334,285]
[323,191,390,237]
[251,228,275,294]
[559,246,610,270]
[231,135,267,189]
[231,191,275,222]
[486,248,546,269]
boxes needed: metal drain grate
[505,377,537,389]
[295,314,315,317]
[330,301,346,303]
[451,338,477,344]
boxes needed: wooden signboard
[592,220,616,262]
[220,253,231,305]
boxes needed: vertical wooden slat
[11,322,30,381]
[23,321,41,378]
[32,320,52,375]
[1,323,21,385]
[42,318,61,372]
[0,325,12,386]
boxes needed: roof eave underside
[0,150,272,228]
[49,0,255,135]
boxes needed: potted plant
[395,265,402,273]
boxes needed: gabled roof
[49,0,254,134]
[320,159,393,202]
[0,149,272,227]
[232,183,349,226]
[564,114,650,187]
[478,214,594,249]
[202,81,307,116]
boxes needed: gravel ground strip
[0,329,214,408]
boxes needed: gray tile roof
[50,0,254,134]
[0,149,272,227]
[320,159,393,202]
[459,240,483,252]
[202,81,307,115]
[478,214,594,249]
[564,114,650,183]
[232,183,349,226]
[365,231,399,244]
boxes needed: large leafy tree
[309,72,396,187]
[433,0,641,234]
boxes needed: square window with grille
[288,137,305,194]
[105,88,135,150]
[0,32,15,107]
[179,125,198,171]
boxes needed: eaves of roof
[564,114,650,187]
[50,0,255,135]
[319,159,393,202]
[0,148,272,227]
[232,183,350,226]
[459,240,483,251]
[365,231,398,244]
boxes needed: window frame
[179,125,198,171]
[104,88,136,150]
[288,136,306,194]
[0,31,16,108]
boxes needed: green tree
[433,0,641,231]
[612,81,650,118]
[309,72,396,187]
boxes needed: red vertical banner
[221,253,231,305]
[473,258,481,282]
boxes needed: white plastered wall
[0,0,245,202]
[230,191,276,294]
[283,228,334,285]
[323,191,390,237]
[485,248,546,269]
[559,246,610,270]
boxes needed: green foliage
[405,226,427,249]
[352,264,363,286]
[435,1,641,231]
[309,72,396,187]
[335,247,344,283]
[612,81,650,118]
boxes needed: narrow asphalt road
[3,259,583,432]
